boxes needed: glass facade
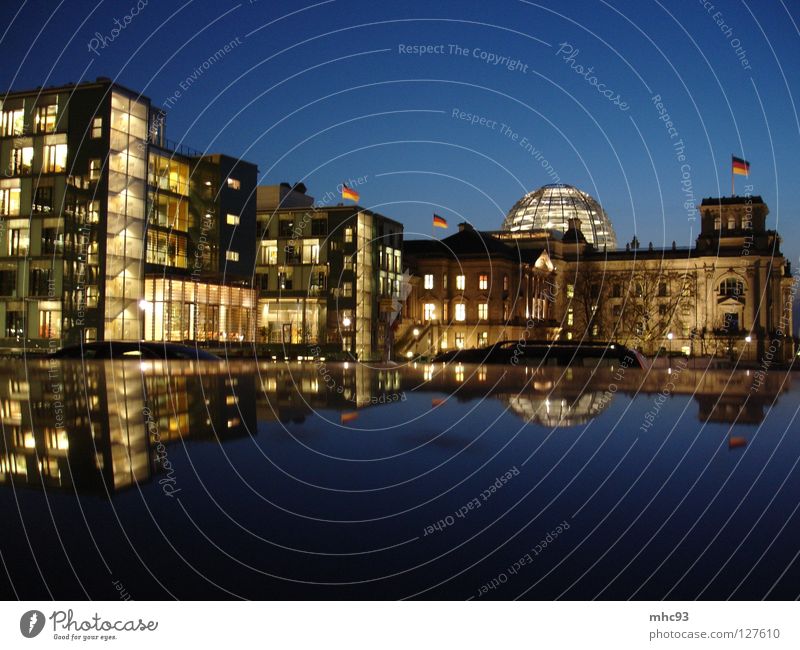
[143,277,255,342]
[104,92,148,340]
[501,183,617,250]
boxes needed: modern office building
[0,77,257,351]
[255,183,404,360]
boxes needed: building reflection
[0,361,790,494]
[0,360,254,494]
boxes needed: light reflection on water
[0,360,797,600]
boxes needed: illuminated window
[456,274,465,290]
[727,217,736,230]
[226,177,241,190]
[1,109,24,136]
[302,240,319,264]
[503,302,510,320]
[226,250,240,262]
[566,284,574,298]
[91,117,103,139]
[226,213,240,226]
[478,303,488,319]
[423,303,436,321]
[478,331,488,346]
[344,227,353,243]
[260,240,278,265]
[424,274,434,289]
[34,104,57,134]
[440,332,448,349]
[455,303,466,321]
[11,147,33,175]
[0,188,21,215]
[89,159,102,181]
[442,303,448,321]
[503,274,509,291]
[567,308,574,326]
[7,228,29,256]
[343,282,353,297]
[455,332,465,348]
[88,200,100,223]
[43,144,67,173]
[479,273,488,290]
[38,310,60,338]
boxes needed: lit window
[43,144,67,173]
[455,333,465,349]
[478,303,488,319]
[91,117,103,139]
[503,275,509,291]
[0,188,21,215]
[1,109,24,136]
[440,332,448,349]
[455,303,466,321]
[226,177,241,190]
[566,284,574,298]
[423,303,436,321]
[424,274,434,290]
[456,274,465,290]
[479,273,488,290]
[34,104,57,134]
[226,250,240,262]
[226,213,240,226]
[89,159,102,181]
[478,331,488,346]
[443,274,448,290]
[302,240,319,264]
[344,227,353,243]
[343,282,353,297]
[11,147,33,175]
[567,308,574,326]
[727,217,736,230]
[260,240,278,265]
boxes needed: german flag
[732,156,750,176]
[342,185,360,202]
[433,214,448,229]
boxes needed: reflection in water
[0,360,791,494]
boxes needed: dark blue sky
[2,0,799,261]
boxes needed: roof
[701,196,764,206]
[403,226,522,262]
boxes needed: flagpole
[731,154,734,196]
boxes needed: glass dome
[501,184,617,250]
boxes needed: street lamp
[342,316,351,328]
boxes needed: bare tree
[608,267,696,353]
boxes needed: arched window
[719,278,744,298]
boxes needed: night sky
[2,0,799,262]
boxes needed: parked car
[432,340,649,368]
[49,341,221,360]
